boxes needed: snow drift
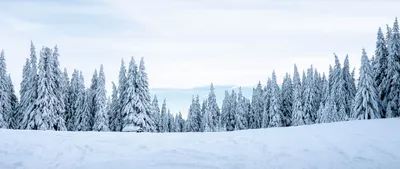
[0,118,399,169]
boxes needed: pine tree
[116,59,127,131]
[249,82,264,129]
[25,47,66,130]
[122,57,139,130]
[0,50,10,129]
[67,69,80,131]
[62,69,71,127]
[261,79,272,128]
[320,73,329,105]
[352,49,381,120]
[292,64,306,126]
[374,27,389,117]
[93,65,109,131]
[175,112,184,132]
[109,82,120,131]
[268,71,285,127]
[303,66,316,124]
[220,90,230,131]
[160,99,168,132]
[331,54,348,121]
[51,46,66,123]
[18,58,31,129]
[135,58,155,132]
[151,96,161,132]
[281,74,293,126]
[88,70,98,128]
[226,91,237,131]
[384,18,400,118]
[75,89,92,131]
[167,110,175,132]
[207,83,220,131]
[342,55,356,117]
[235,87,247,130]
[7,75,18,129]
[201,99,210,132]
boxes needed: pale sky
[0,0,398,95]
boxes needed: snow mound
[0,119,399,169]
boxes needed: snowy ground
[0,119,399,169]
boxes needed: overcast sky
[0,0,398,95]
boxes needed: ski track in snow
[0,119,400,169]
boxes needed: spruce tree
[268,71,285,127]
[109,82,120,131]
[384,18,400,118]
[226,90,236,131]
[374,27,389,117]
[331,54,348,121]
[207,83,220,131]
[18,59,31,129]
[160,99,168,132]
[291,64,306,126]
[75,89,92,131]
[235,87,247,130]
[352,49,381,120]
[116,59,127,131]
[201,99,210,132]
[220,90,230,131]
[7,75,18,129]
[122,57,139,130]
[261,79,272,128]
[0,50,11,129]
[151,96,161,132]
[249,82,263,129]
[67,70,80,131]
[25,47,66,130]
[88,70,98,128]
[281,74,293,126]
[342,55,356,117]
[135,58,155,131]
[93,65,109,131]
[303,66,316,124]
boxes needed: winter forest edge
[0,18,399,133]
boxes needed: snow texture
[0,119,399,169]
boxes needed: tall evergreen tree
[292,64,306,126]
[75,89,92,131]
[135,58,155,131]
[88,70,98,128]
[207,83,220,131]
[18,59,31,129]
[160,99,168,132]
[374,27,389,117]
[109,82,120,131]
[352,49,381,120]
[67,69,80,131]
[93,65,109,131]
[268,71,285,127]
[151,96,161,132]
[201,99,210,132]
[342,55,356,117]
[116,59,127,131]
[167,110,175,132]
[175,112,184,132]
[303,66,316,124]
[331,54,348,121]
[384,18,400,118]
[249,82,264,129]
[220,90,230,131]
[24,47,66,130]
[281,74,293,126]
[235,87,247,130]
[261,79,272,128]
[0,50,11,129]
[226,91,237,131]
[122,57,139,130]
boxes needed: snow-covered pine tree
[88,70,98,128]
[261,79,272,128]
[174,112,183,132]
[115,59,127,131]
[226,90,237,131]
[160,99,168,132]
[93,65,109,131]
[109,82,120,131]
[167,110,175,132]
[373,27,389,117]
[201,99,210,132]
[220,90,230,131]
[331,54,348,121]
[249,82,264,129]
[342,55,357,117]
[352,49,381,120]
[27,47,66,130]
[207,83,220,131]
[7,75,18,129]
[18,58,31,129]
[62,68,71,127]
[193,95,202,132]
[75,89,92,131]
[235,87,247,130]
[319,94,337,123]
[281,73,293,126]
[67,69,80,131]
[245,97,251,128]
[291,64,306,126]
[50,46,66,123]
[135,58,155,132]
[0,50,11,129]
[268,71,285,127]
[122,57,139,131]
[151,96,161,132]
[303,66,316,124]
[320,73,329,105]
[384,18,400,118]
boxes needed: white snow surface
[1,119,399,169]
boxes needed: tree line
[0,18,399,132]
